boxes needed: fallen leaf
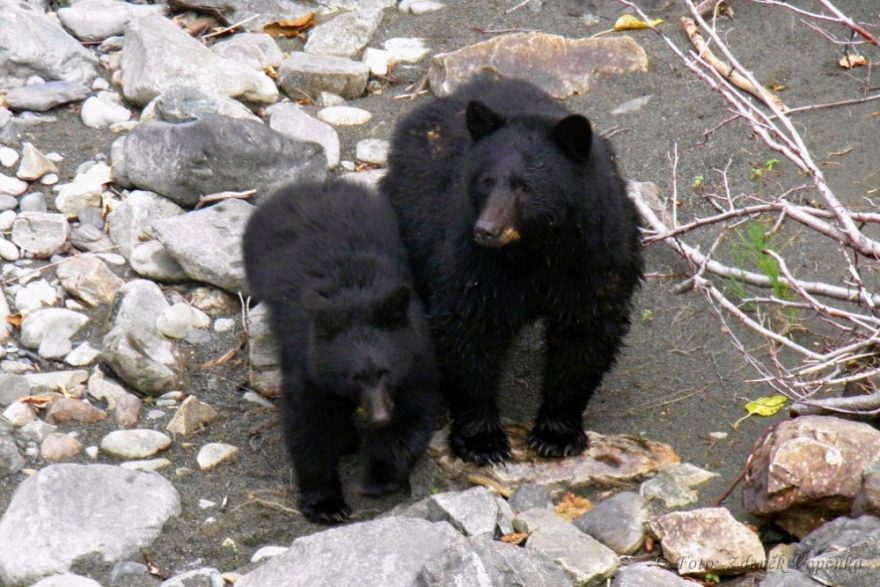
[20,395,57,409]
[263,13,315,38]
[839,54,867,69]
[612,15,664,31]
[263,64,278,80]
[554,491,592,521]
[500,532,529,546]
[733,394,787,429]
[767,82,787,92]
[5,313,22,328]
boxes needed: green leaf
[733,395,787,429]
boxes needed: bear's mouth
[362,384,394,427]
[474,225,521,247]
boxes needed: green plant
[692,175,705,189]
[641,308,654,322]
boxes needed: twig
[201,14,261,40]
[504,0,533,14]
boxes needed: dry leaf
[500,532,529,546]
[263,13,315,38]
[20,395,57,409]
[5,313,22,328]
[767,82,787,92]
[263,64,278,80]
[839,54,867,69]
[612,15,664,31]
[554,491,592,521]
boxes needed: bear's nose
[474,220,502,245]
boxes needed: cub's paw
[528,426,587,459]
[450,428,512,466]
[300,496,351,525]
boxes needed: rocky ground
[1,0,880,586]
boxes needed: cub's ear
[551,114,592,160]
[376,285,410,327]
[466,100,506,141]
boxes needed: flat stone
[196,442,238,470]
[0,238,19,261]
[166,396,217,436]
[0,173,28,196]
[58,0,167,42]
[0,464,180,586]
[140,85,260,123]
[23,371,89,394]
[151,199,255,293]
[648,507,766,576]
[574,491,649,555]
[237,517,463,587]
[420,535,573,587]
[362,47,393,75]
[130,242,189,282]
[426,487,514,538]
[41,432,83,462]
[429,32,648,99]
[20,309,89,358]
[0,374,30,406]
[45,398,107,425]
[317,105,372,126]
[304,9,384,58]
[121,14,277,106]
[101,429,172,459]
[56,256,124,306]
[119,115,325,208]
[267,102,340,169]
[509,483,553,513]
[6,82,91,113]
[11,212,70,258]
[277,53,369,101]
[796,516,880,586]
[212,32,283,71]
[355,138,390,165]
[383,37,430,63]
[14,279,58,313]
[610,562,694,587]
[106,190,183,258]
[743,416,880,537]
[514,507,619,586]
[65,342,102,367]
[640,463,719,510]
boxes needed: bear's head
[302,284,420,426]
[463,100,593,248]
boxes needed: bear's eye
[511,179,531,194]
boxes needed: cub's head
[463,100,593,248]
[302,284,422,426]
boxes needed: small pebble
[0,147,18,168]
[213,318,235,332]
[317,106,372,126]
[197,442,239,471]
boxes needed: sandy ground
[1,0,878,583]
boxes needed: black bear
[242,178,438,524]
[381,74,643,466]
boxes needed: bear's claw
[450,429,512,466]
[528,427,588,459]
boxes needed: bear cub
[242,178,438,524]
[381,74,643,466]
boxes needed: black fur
[381,75,643,465]
[242,179,438,524]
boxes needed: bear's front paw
[300,496,351,525]
[528,426,588,459]
[356,472,409,498]
[450,429,512,466]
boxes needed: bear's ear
[466,101,506,141]
[551,114,592,160]
[376,285,410,327]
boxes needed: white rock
[211,32,284,71]
[11,212,70,258]
[318,92,345,107]
[3,401,36,428]
[197,442,239,470]
[317,105,372,126]
[355,139,390,165]
[41,173,59,185]
[85,446,100,458]
[100,429,172,459]
[0,238,19,261]
[267,102,340,169]
[15,280,59,313]
[156,303,211,339]
[120,458,172,472]
[383,37,430,63]
[81,96,131,129]
[58,0,167,42]
[0,147,19,168]
[0,210,15,231]
[251,545,288,563]
[213,318,234,332]
[362,47,393,76]
[65,342,101,367]
[16,142,58,182]
[0,173,28,196]
[404,0,446,14]
[20,309,89,357]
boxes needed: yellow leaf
[745,395,788,416]
[839,54,867,69]
[612,15,663,31]
[500,532,528,545]
[554,491,592,521]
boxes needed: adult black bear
[381,75,643,466]
[242,179,438,524]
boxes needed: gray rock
[267,102,340,168]
[159,567,224,587]
[640,462,720,510]
[30,575,103,587]
[0,434,24,478]
[574,491,649,555]
[119,115,325,208]
[120,14,277,106]
[55,255,124,306]
[140,86,260,123]
[355,138,389,166]
[65,342,101,367]
[0,374,30,406]
[508,483,553,513]
[0,195,16,210]
[806,536,880,587]
[23,370,88,393]
[514,507,619,586]
[304,9,384,58]
[0,464,180,586]
[151,199,255,293]
[319,0,395,9]
[0,3,97,89]
[130,242,189,282]
[77,206,105,230]
[100,429,172,459]
[610,563,694,587]
[212,33,283,71]
[420,535,573,587]
[428,32,647,99]
[20,309,89,359]
[69,225,115,253]
[246,302,281,398]
[427,487,514,538]
[17,142,57,181]
[758,570,823,587]
[168,0,314,32]
[106,190,183,258]
[102,280,184,395]
[5,81,91,112]
[156,303,210,339]
[236,517,464,587]
[11,212,69,258]
[648,507,766,576]
[19,192,47,212]
[0,286,11,343]
[277,53,369,100]
[58,0,167,42]
[794,515,880,564]
[853,462,880,517]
